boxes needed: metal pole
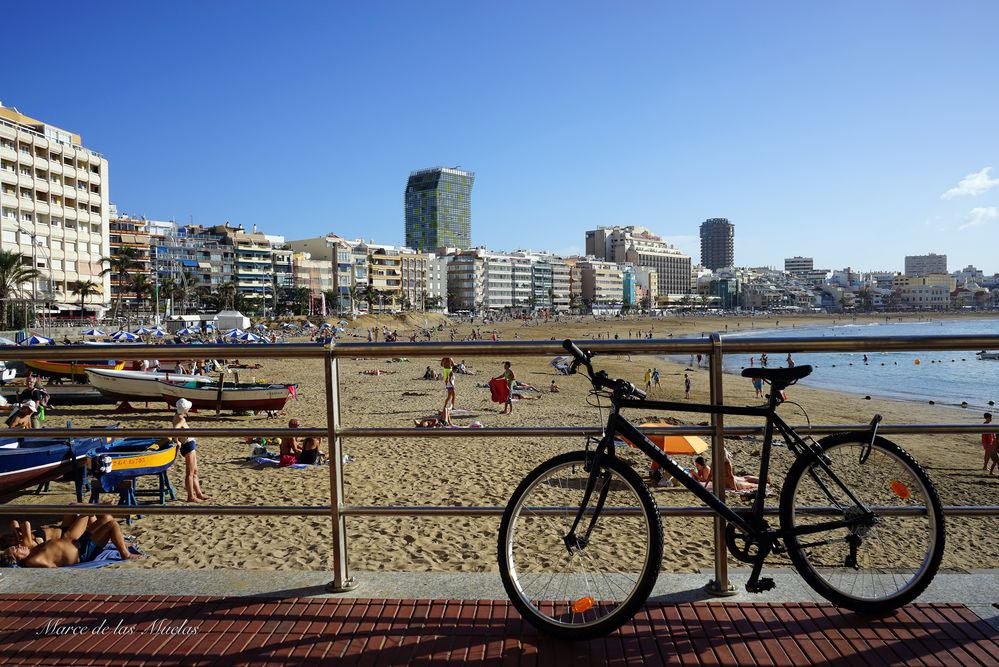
[706,332,736,595]
[324,344,356,592]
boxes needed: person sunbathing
[296,436,327,465]
[1,514,139,567]
[2,513,103,548]
[415,409,451,428]
[279,423,303,467]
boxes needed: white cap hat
[175,398,193,414]
[23,400,37,413]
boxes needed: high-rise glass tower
[405,167,474,252]
[699,218,735,270]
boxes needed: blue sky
[5,1,999,272]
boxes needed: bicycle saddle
[741,365,812,387]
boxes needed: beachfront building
[426,252,456,310]
[108,210,153,313]
[905,253,947,276]
[585,225,691,297]
[446,250,485,312]
[404,167,474,252]
[291,252,335,294]
[784,256,813,275]
[0,103,111,319]
[893,274,957,309]
[699,218,734,271]
[577,258,625,312]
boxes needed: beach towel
[255,456,312,469]
[489,377,510,404]
[64,545,143,569]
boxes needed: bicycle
[497,339,945,639]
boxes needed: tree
[100,245,142,323]
[131,274,154,316]
[640,294,652,312]
[0,249,43,327]
[348,284,367,313]
[70,279,102,323]
[364,285,377,312]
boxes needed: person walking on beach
[644,368,652,392]
[172,398,210,502]
[500,361,516,415]
[983,413,999,474]
[752,376,764,398]
[441,357,456,414]
[684,373,691,399]
[652,368,661,389]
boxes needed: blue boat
[0,435,102,503]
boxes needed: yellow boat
[88,438,179,493]
[25,359,125,382]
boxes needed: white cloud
[958,207,999,230]
[941,167,999,199]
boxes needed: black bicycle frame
[590,395,872,543]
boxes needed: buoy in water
[989,400,995,406]
[864,396,871,400]
[915,359,921,365]
[961,401,968,407]
[929,400,935,405]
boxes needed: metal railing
[2,333,999,594]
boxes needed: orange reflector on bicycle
[571,596,595,613]
[890,480,911,499]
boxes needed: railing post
[324,344,357,592]
[706,332,736,596]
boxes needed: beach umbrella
[238,331,264,343]
[254,323,268,331]
[80,328,106,337]
[319,322,332,329]
[622,428,709,456]
[21,334,54,346]
[334,327,345,333]
[111,330,140,342]
[223,328,243,336]
[0,336,16,346]
[149,328,168,338]
[338,320,349,325]
[303,322,316,329]
[281,322,298,329]
[133,326,154,335]
[176,326,200,336]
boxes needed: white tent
[215,310,250,331]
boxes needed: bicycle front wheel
[498,451,663,640]
[780,433,945,613]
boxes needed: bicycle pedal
[746,577,776,593]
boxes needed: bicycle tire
[780,433,945,613]
[498,451,663,639]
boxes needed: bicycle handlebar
[562,338,646,400]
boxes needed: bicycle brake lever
[860,414,881,464]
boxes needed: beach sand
[4,313,998,576]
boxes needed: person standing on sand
[652,368,661,389]
[441,357,456,414]
[983,413,999,474]
[644,368,652,392]
[684,373,691,399]
[500,361,516,414]
[752,376,764,398]
[172,398,210,502]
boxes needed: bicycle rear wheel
[780,433,944,613]
[498,451,663,640]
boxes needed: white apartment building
[1,103,110,315]
[905,253,947,276]
[447,251,485,312]
[784,256,814,274]
[585,225,691,296]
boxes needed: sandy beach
[4,313,998,576]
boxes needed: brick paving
[0,595,996,666]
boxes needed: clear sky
[5,1,999,273]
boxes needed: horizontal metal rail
[3,504,996,518]
[3,332,999,361]
[18,422,999,441]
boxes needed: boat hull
[0,436,101,501]
[159,382,295,412]
[26,360,125,382]
[86,368,215,401]
[88,439,178,492]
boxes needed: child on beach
[683,373,691,399]
[172,398,210,502]
[983,413,999,474]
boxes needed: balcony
[34,202,49,216]
[62,165,76,179]
[48,160,62,175]
[0,146,17,161]
[17,153,33,168]
[17,174,33,189]
[33,157,48,171]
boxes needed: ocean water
[713,318,999,409]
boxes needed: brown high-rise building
[699,218,734,270]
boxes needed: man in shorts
[1,514,139,568]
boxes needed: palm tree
[0,249,43,327]
[348,284,366,314]
[131,274,154,317]
[70,279,102,323]
[100,245,142,322]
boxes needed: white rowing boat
[85,368,216,401]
